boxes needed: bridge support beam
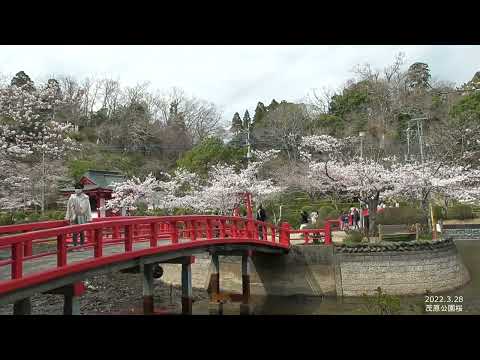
[181,262,193,315]
[209,254,220,298]
[241,251,251,315]
[13,298,32,315]
[46,282,85,315]
[64,295,80,315]
[143,263,155,315]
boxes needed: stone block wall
[336,241,470,296]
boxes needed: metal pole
[418,120,424,164]
[360,137,363,160]
[41,151,45,214]
[406,128,410,161]
[246,119,251,166]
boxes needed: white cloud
[1,45,479,125]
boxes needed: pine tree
[267,99,279,112]
[230,112,243,134]
[407,63,431,89]
[11,71,35,92]
[253,102,267,125]
[243,110,251,129]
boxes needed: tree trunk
[368,192,380,236]
[421,195,431,234]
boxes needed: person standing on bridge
[256,204,267,239]
[300,210,309,230]
[65,183,92,248]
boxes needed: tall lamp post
[359,131,366,230]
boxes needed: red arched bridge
[0,215,338,315]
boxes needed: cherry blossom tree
[105,173,160,213]
[105,168,202,214]
[389,161,480,215]
[297,133,480,235]
[0,81,79,211]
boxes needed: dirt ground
[0,271,209,315]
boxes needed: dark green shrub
[301,206,314,214]
[344,229,363,244]
[0,212,14,226]
[325,209,341,220]
[383,233,414,242]
[376,207,425,225]
[445,205,474,220]
[319,206,335,218]
[433,205,445,220]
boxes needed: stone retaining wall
[336,239,471,296]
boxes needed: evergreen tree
[253,102,267,125]
[230,112,243,134]
[11,71,35,91]
[267,99,279,112]
[407,62,431,89]
[243,110,251,129]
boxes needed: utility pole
[41,150,45,214]
[406,128,410,161]
[246,117,252,166]
[408,117,428,164]
[409,116,436,238]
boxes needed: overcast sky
[1,45,479,125]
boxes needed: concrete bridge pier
[143,263,155,315]
[13,298,32,315]
[45,282,85,315]
[181,262,192,315]
[208,253,223,314]
[209,254,220,297]
[240,251,251,315]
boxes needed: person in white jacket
[65,183,92,247]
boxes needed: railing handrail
[0,215,281,247]
[0,220,69,235]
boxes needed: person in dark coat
[341,213,349,230]
[256,204,267,239]
[353,208,360,229]
[300,210,309,229]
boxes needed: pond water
[180,240,480,315]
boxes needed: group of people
[341,208,361,230]
[299,207,362,231]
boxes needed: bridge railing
[0,215,288,295]
[286,219,340,245]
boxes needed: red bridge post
[57,234,67,267]
[324,221,332,245]
[280,222,291,246]
[170,221,178,244]
[94,229,103,257]
[125,225,133,252]
[11,243,23,279]
[150,222,158,247]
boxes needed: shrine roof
[82,169,126,189]
[61,169,126,193]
